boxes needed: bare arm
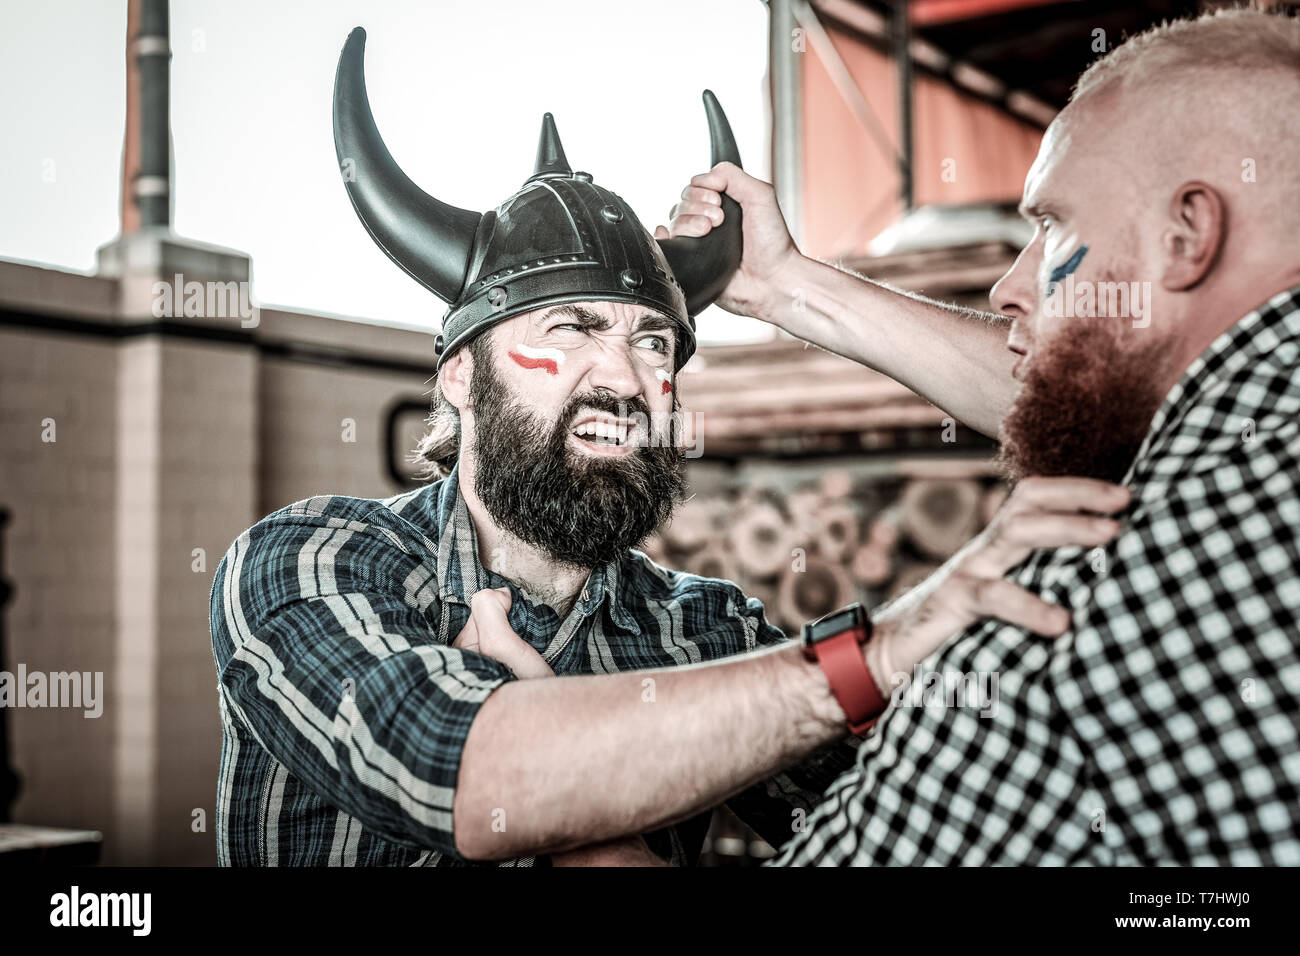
[450,609,679,867]
[450,477,1131,861]
[453,637,838,861]
[656,162,1017,437]
[759,254,1016,437]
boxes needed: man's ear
[1160,181,1226,292]
[439,348,474,411]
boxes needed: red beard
[998,317,1168,484]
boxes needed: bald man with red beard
[636,7,1300,863]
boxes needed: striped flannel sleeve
[720,589,861,851]
[209,500,516,859]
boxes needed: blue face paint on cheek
[1046,244,1088,296]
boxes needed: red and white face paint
[507,343,565,375]
[654,368,672,395]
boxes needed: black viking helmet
[332,27,742,371]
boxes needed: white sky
[0,0,774,343]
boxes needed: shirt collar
[1123,283,1300,486]
[433,460,490,605]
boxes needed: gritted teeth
[570,418,631,444]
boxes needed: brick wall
[1,327,119,846]
[0,259,433,864]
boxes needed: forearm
[760,254,1017,437]
[452,641,844,861]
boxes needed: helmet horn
[656,90,744,317]
[530,113,573,181]
[332,27,482,302]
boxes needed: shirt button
[581,588,590,602]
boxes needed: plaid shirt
[210,462,856,866]
[772,286,1300,866]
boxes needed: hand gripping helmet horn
[332,27,743,372]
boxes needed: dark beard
[998,318,1167,483]
[468,351,686,568]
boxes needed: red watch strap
[810,627,885,735]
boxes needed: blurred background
[0,0,1268,866]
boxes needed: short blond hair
[1068,5,1300,235]
[1073,6,1300,102]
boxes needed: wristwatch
[801,603,885,735]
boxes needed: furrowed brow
[632,313,678,334]
[541,304,611,331]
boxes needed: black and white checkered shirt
[772,285,1300,865]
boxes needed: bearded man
[208,28,1122,866]
[665,7,1300,864]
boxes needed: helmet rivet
[620,269,642,289]
[434,333,445,353]
[487,286,508,310]
[601,204,623,223]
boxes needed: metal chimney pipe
[132,0,172,230]
[893,0,914,212]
